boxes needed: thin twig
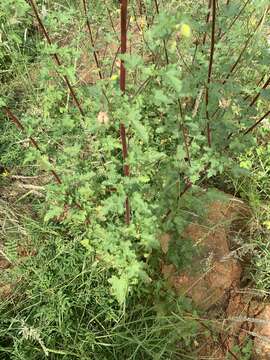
[219,0,251,41]
[249,76,270,107]
[3,107,62,184]
[105,0,118,35]
[28,0,84,116]
[153,0,169,65]
[222,11,266,86]
[153,0,190,164]
[82,0,103,80]
[243,109,270,135]
[210,10,267,120]
[110,46,121,77]
[202,0,212,45]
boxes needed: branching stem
[4,107,62,184]
[82,0,103,80]
[244,110,270,135]
[28,0,84,116]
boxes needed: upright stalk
[82,0,103,80]
[202,0,212,45]
[205,0,216,147]
[119,0,130,225]
[28,0,84,116]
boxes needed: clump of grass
[0,217,199,360]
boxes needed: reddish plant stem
[243,73,266,102]
[202,0,212,45]
[222,38,251,86]
[178,100,191,166]
[211,12,266,121]
[249,75,270,107]
[119,0,130,225]
[222,13,265,86]
[82,0,103,80]
[105,0,118,35]
[205,0,216,147]
[219,0,250,41]
[243,109,270,135]
[4,107,62,184]
[28,0,84,117]
[161,179,192,223]
[110,46,121,77]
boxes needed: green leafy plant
[1,0,270,303]
[1,1,270,358]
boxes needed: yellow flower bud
[180,23,191,38]
[110,74,118,81]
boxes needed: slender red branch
[110,46,121,77]
[243,73,266,102]
[119,0,130,225]
[249,76,270,107]
[178,100,191,166]
[222,13,265,86]
[210,12,266,120]
[120,0,127,92]
[243,109,270,135]
[207,0,216,87]
[205,0,216,147]
[28,0,84,116]
[3,107,62,184]
[105,0,118,35]
[82,0,103,80]
[202,0,212,45]
[219,0,250,41]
